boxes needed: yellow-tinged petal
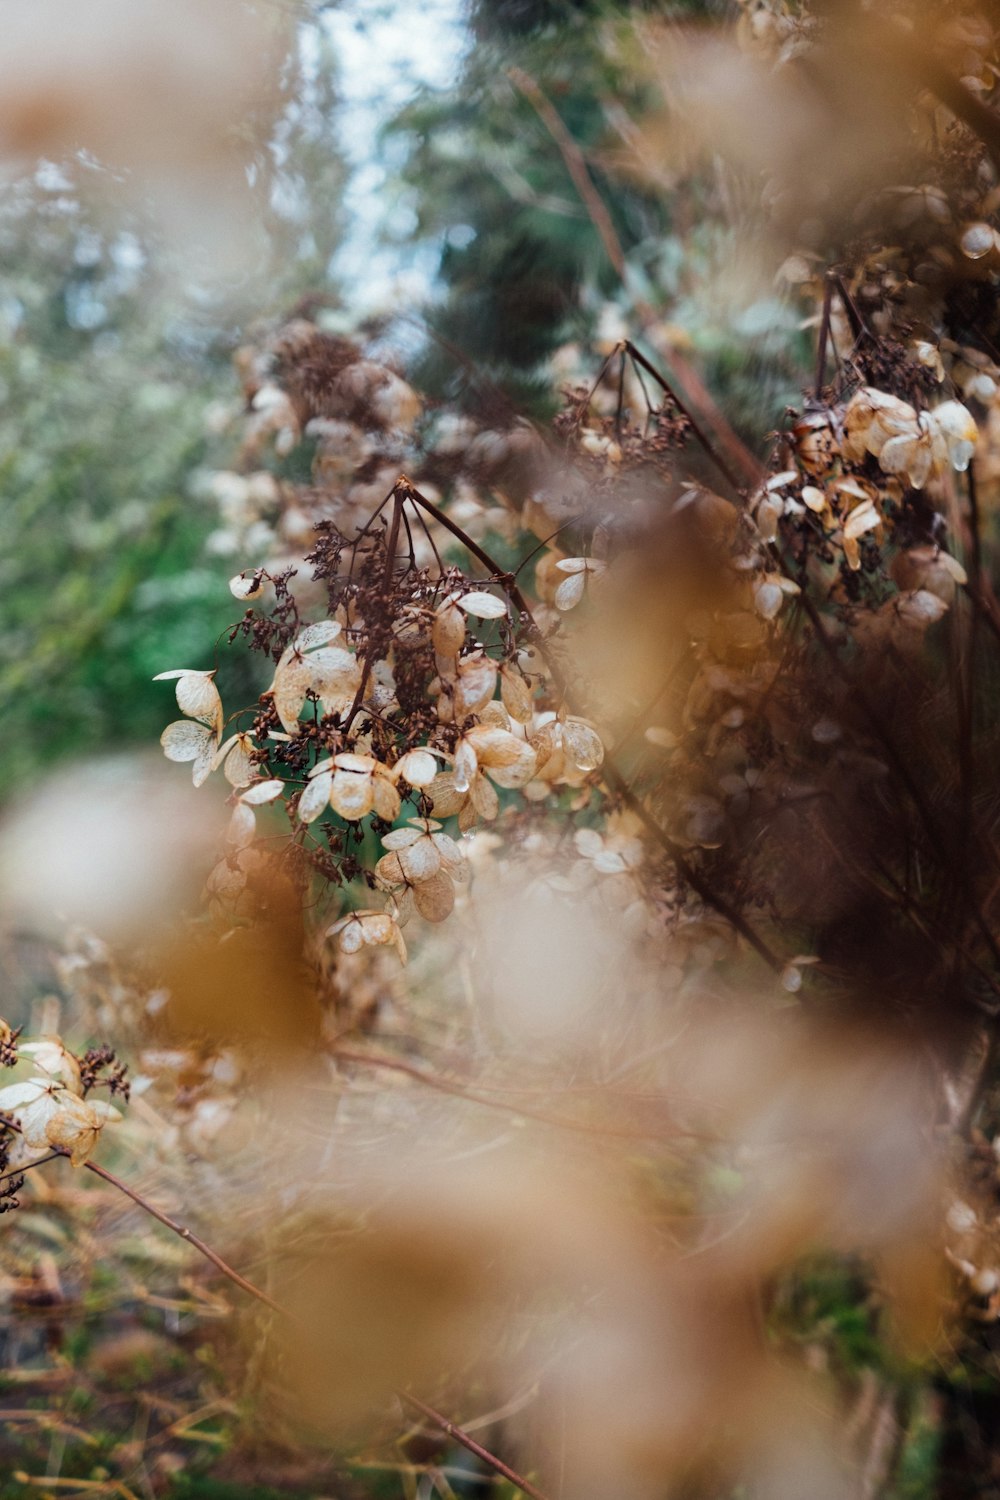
[272,656,314,736]
[413,870,455,922]
[372,774,401,823]
[500,664,532,723]
[432,601,466,658]
[331,768,375,820]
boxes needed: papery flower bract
[214,731,256,788]
[0,1077,120,1166]
[429,768,499,831]
[375,817,467,922]
[453,590,508,620]
[44,1093,122,1167]
[432,600,466,658]
[573,826,643,876]
[270,621,361,734]
[327,909,407,964]
[19,1038,82,1094]
[930,400,978,472]
[226,780,283,848]
[229,569,265,600]
[153,669,223,736]
[499,663,533,723]
[160,719,220,787]
[553,557,608,611]
[531,715,605,786]
[299,754,400,823]
[452,652,498,720]
[842,387,978,487]
[461,724,537,789]
[392,748,440,788]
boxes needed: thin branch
[398,1392,550,1500]
[507,67,762,493]
[508,65,627,284]
[624,341,746,492]
[333,1045,708,1143]
[56,1150,547,1500]
[79,1156,286,1316]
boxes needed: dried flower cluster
[0,1020,126,1172]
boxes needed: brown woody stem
[398,1391,550,1500]
[401,481,783,971]
[63,1150,546,1500]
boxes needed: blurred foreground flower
[0,755,225,944]
[0,0,290,274]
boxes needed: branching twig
[400,479,783,971]
[398,1392,550,1500]
[57,1150,548,1500]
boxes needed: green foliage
[0,183,237,795]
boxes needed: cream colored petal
[375,851,406,888]
[298,770,333,823]
[453,738,479,794]
[381,827,423,850]
[486,740,537,789]
[470,771,499,820]
[0,1079,54,1111]
[239,778,285,806]
[309,646,362,702]
[192,735,218,788]
[44,1094,106,1166]
[432,601,466,658]
[160,720,214,764]
[456,590,507,619]
[844,503,880,541]
[229,571,264,600]
[222,732,256,787]
[20,1040,82,1094]
[429,772,466,818]
[227,801,256,848]
[360,914,395,946]
[399,838,442,883]
[333,753,377,773]
[430,831,465,872]
[174,672,222,731]
[500,665,533,723]
[454,655,498,717]
[753,581,783,621]
[295,620,343,652]
[554,571,587,611]
[574,828,604,859]
[593,849,627,874]
[337,918,365,954]
[393,748,439,787]
[331,769,375,820]
[372,775,401,823]
[465,726,519,764]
